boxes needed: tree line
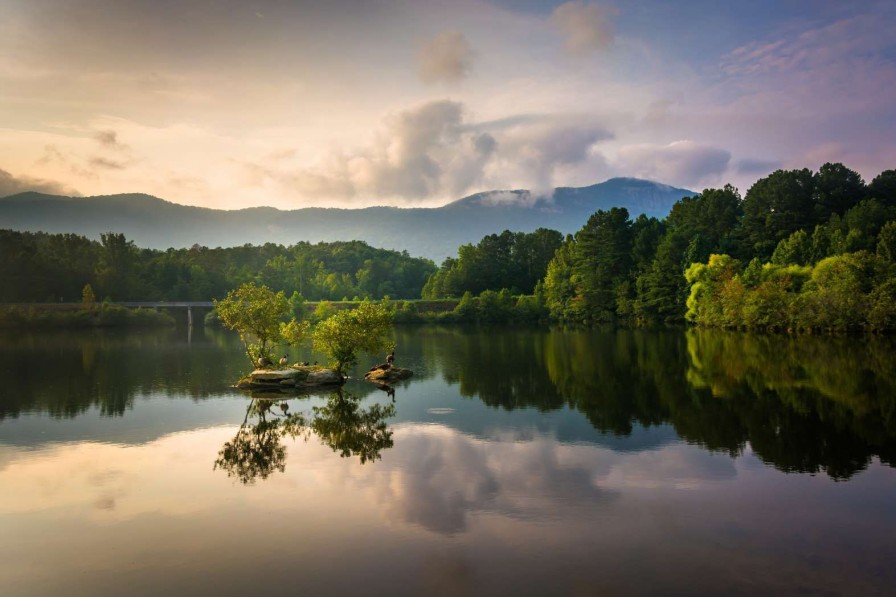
[415,163,896,330]
[0,232,436,303]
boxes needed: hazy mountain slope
[0,178,694,262]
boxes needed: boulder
[306,369,344,385]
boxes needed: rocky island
[235,365,345,391]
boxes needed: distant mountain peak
[0,177,694,261]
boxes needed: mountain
[0,178,693,262]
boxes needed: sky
[1,0,894,209]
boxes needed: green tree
[684,254,741,326]
[572,207,633,319]
[868,169,896,208]
[95,232,138,299]
[813,162,866,221]
[771,229,812,265]
[877,221,896,262]
[543,236,577,319]
[740,168,816,259]
[214,283,294,367]
[311,301,393,374]
[634,231,690,321]
[81,283,97,308]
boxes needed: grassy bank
[0,305,176,329]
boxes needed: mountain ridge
[0,178,695,262]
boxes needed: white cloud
[615,140,731,188]
[486,119,612,196]
[418,31,475,84]
[551,1,617,56]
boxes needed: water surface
[1,325,895,596]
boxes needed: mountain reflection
[215,390,395,484]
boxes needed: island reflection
[215,390,395,484]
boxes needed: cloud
[249,101,613,204]
[88,157,128,170]
[490,118,612,195]
[551,1,617,56]
[615,141,731,188]
[418,31,475,84]
[92,129,129,152]
[717,8,896,116]
[0,167,78,197]
[375,427,615,534]
[734,158,780,176]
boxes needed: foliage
[214,399,307,484]
[537,164,892,330]
[684,250,896,332]
[0,230,435,303]
[81,283,96,307]
[422,228,563,298]
[214,283,296,366]
[311,301,394,373]
[311,391,395,464]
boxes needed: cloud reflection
[0,422,739,535]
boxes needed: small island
[216,282,412,393]
[235,364,345,391]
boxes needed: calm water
[1,325,895,596]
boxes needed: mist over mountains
[0,177,693,262]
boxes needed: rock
[237,366,344,391]
[365,367,413,382]
[250,368,303,382]
[306,369,344,385]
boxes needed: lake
[1,325,895,596]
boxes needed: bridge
[114,302,213,326]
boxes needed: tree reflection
[0,327,248,420]
[684,329,896,477]
[215,390,395,484]
[311,391,395,464]
[437,326,896,480]
[214,399,307,484]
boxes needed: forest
[422,163,896,331]
[0,233,436,303]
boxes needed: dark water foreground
[1,325,894,596]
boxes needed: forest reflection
[214,390,395,484]
[3,325,894,480]
[0,327,246,419]
[435,326,896,479]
